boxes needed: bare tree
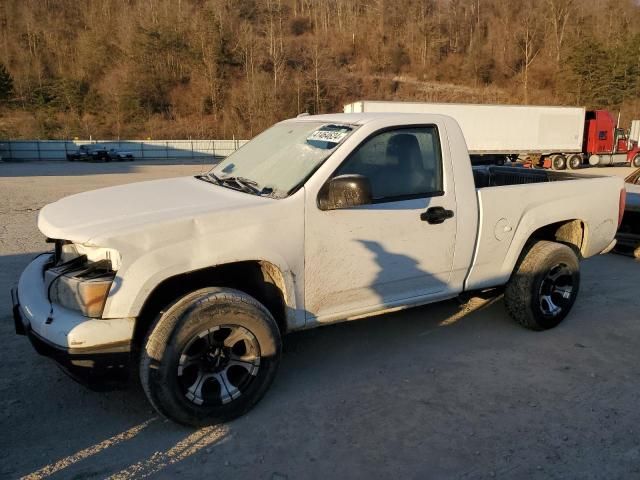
[1,0,640,139]
[546,0,575,65]
[511,2,544,104]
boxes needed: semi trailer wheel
[140,287,282,427]
[551,155,566,170]
[504,241,580,331]
[567,155,582,170]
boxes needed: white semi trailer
[344,101,640,169]
[344,100,587,169]
[631,120,640,145]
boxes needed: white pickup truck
[12,113,624,426]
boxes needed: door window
[334,127,443,202]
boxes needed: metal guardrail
[0,139,248,161]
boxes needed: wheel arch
[528,219,586,257]
[503,218,586,281]
[131,260,296,351]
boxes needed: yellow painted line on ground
[107,424,229,479]
[21,417,157,480]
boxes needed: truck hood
[38,176,274,244]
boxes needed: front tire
[632,155,640,168]
[505,241,580,330]
[140,288,282,427]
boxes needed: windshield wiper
[207,172,223,184]
[219,175,261,195]
[197,172,265,196]
[195,173,219,185]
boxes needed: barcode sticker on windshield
[307,129,349,144]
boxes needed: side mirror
[318,174,373,210]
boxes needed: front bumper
[12,254,135,385]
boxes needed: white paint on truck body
[302,114,479,323]
[19,112,622,352]
[344,101,585,155]
[630,120,640,144]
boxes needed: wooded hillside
[0,0,639,139]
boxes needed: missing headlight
[45,255,116,318]
[46,239,121,270]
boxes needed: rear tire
[567,154,582,170]
[140,287,282,427]
[632,155,640,168]
[551,154,566,171]
[505,241,580,330]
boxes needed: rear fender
[466,177,621,291]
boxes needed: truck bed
[465,166,622,292]
[472,165,583,189]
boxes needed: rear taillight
[618,188,626,227]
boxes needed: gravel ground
[1,161,639,480]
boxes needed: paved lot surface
[1,161,638,479]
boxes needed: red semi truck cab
[585,110,640,167]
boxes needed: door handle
[420,206,454,224]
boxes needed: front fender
[99,199,306,329]
[104,242,303,328]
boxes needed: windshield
[209,121,357,197]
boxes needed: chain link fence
[0,139,248,162]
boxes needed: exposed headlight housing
[46,241,119,318]
[56,241,121,270]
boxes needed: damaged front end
[12,239,133,388]
[45,239,120,318]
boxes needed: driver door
[304,125,458,322]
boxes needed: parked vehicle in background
[67,145,134,162]
[108,148,135,161]
[615,168,640,258]
[344,101,640,170]
[66,145,92,161]
[586,114,640,167]
[88,146,111,162]
[13,112,624,426]
[66,145,110,162]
